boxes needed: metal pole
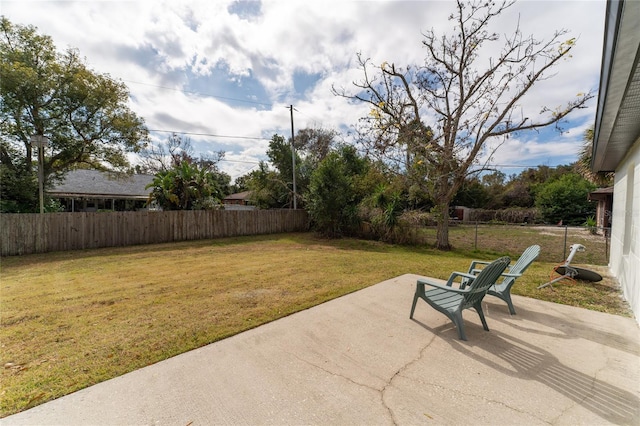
[475,220,478,250]
[563,225,568,261]
[289,105,297,210]
[38,144,44,214]
[31,135,49,214]
[605,228,609,263]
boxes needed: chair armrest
[468,260,491,272]
[471,267,518,277]
[449,271,476,281]
[502,272,522,278]
[417,278,469,294]
[447,271,478,289]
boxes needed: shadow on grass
[0,232,450,269]
[0,233,305,268]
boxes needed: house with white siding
[592,0,640,323]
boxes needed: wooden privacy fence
[0,209,309,256]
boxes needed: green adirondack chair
[410,256,511,340]
[466,245,540,315]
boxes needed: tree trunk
[435,200,451,250]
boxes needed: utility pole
[289,105,297,209]
[30,135,49,214]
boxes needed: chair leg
[489,289,517,315]
[451,311,467,341]
[504,293,516,315]
[475,302,490,332]
[410,293,419,319]
[410,282,425,319]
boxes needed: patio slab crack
[285,332,439,425]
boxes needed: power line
[123,79,274,107]
[479,164,567,169]
[148,129,269,141]
[219,159,261,164]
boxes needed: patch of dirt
[537,226,609,243]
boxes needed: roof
[588,186,614,201]
[223,191,252,201]
[48,169,154,200]
[589,186,614,195]
[592,0,640,172]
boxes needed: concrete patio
[4,274,639,425]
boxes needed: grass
[419,223,611,265]
[0,231,631,417]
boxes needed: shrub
[306,146,367,237]
[584,216,598,234]
[469,208,540,224]
[535,173,596,225]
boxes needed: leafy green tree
[268,134,305,206]
[306,145,369,237]
[501,180,534,208]
[0,18,148,212]
[0,140,37,212]
[231,174,250,194]
[480,171,507,209]
[501,165,573,209]
[245,134,300,209]
[335,1,593,249]
[453,178,490,209]
[246,162,289,209]
[535,173,596,225]
[211,170,231,197]
[146,161,222,210]
[247,130,338,209]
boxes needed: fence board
[0,210,308,256]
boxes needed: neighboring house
[588,187,613,230]
[452,206,471,222]
[592,0,640,323]
[222,191,256,210]
[48,169,154,212]
[223,191,252,205]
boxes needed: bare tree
[333,0,594,249]
[139,133,224,174]
[138,133,193,173]
[294,126,337,164]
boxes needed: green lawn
[0,231,629,417]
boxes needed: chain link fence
[414,223,611,265]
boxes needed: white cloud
[2,0,606,180]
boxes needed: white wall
[610,135,640,324]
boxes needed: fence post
[605,227,610,264]
[474,220,478,250]
[563,225,568,260]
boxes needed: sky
[1,0,607,182]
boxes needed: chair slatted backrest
[503,245,541,286]
[462,256,511,309]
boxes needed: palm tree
[575,126,614,187]
[146,162,221,210]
